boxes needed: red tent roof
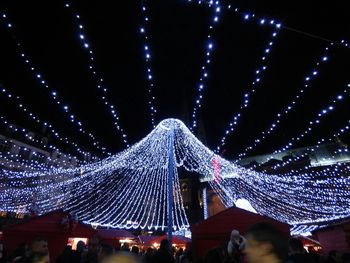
[3,209,95,236]
[192,206,290,236]
[97,229,136,239]
[191,207,290,260]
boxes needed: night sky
[0,0,349,160]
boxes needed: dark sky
[0,0,349,160]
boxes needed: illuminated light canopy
[1,119,349,230]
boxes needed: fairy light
[268,83,350,158]
[0,13,110,153]
[0,86,106,160]
[64,3,129,147]
[216,23,281,152]
[191,0,222,130]
[237,45,332,159]
[139,0,158,128]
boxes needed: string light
[216,24,281,152]
[64,3,129,147]
[191,0,222,130]
[268,83,350,158]
[0,13,110,154]
[237,45,332,159]
[0,86,106,160]
[139,0,158,128]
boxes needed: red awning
[97,229,136,239]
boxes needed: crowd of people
[1,223,350,263]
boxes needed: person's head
[329,250,338,258]
[146,248,153,255]
[288,238,304,254]
[88,237,100,254]
[76,241,86,252]
[160,239,170,250]
[31,239,49,256]
[99,244,114,260]
[230,230,240,243]
[244,223,288,263]
[131,246,139,254]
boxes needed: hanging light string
[191,0,222,131]
[264,83,350,161]
[0,13,110,154]
[186,0,350,49]
[216,22,281,152]
[64,3,129,147]
[243,118,350,173]
[139,0,158,128]
[0,86,107,160]
[236,45,332,159]
[0,114,97,165]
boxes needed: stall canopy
[2,210,96,263]
[313,219,350,254]
[191,207,290,260]
[138,235,191,247]
[97,229,136,248]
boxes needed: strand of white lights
[1,119,349,228]
[216,20,281,152]
[0,13,109,154]
[268,83,350,158]
[187,1,350,49]
[0,115,93,165]
[191,0,222,130]
[139,0,158,128]
[237,45,332,159]
[0,86,102,160]
[64,3,129,147]
[245,119,350,173]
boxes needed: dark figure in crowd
[342,253,350,263]
[325,250,338,263]
[152,239,175,263]
[204,248,224,263]
[56,246,72,263]
[286,238,315,263]
[307,247,321,263]
[143,248,154,263]
[121,243,130,252]
[70,241,86,263]
[81,237,100,263]
[98,244,113,262]
[10,243,30,263]
[244,222,288,263]
[227,230,246,263]
[29,239,50,263]
[131,246,139,255]
[175,248,183,263]
[178,248,192,263]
